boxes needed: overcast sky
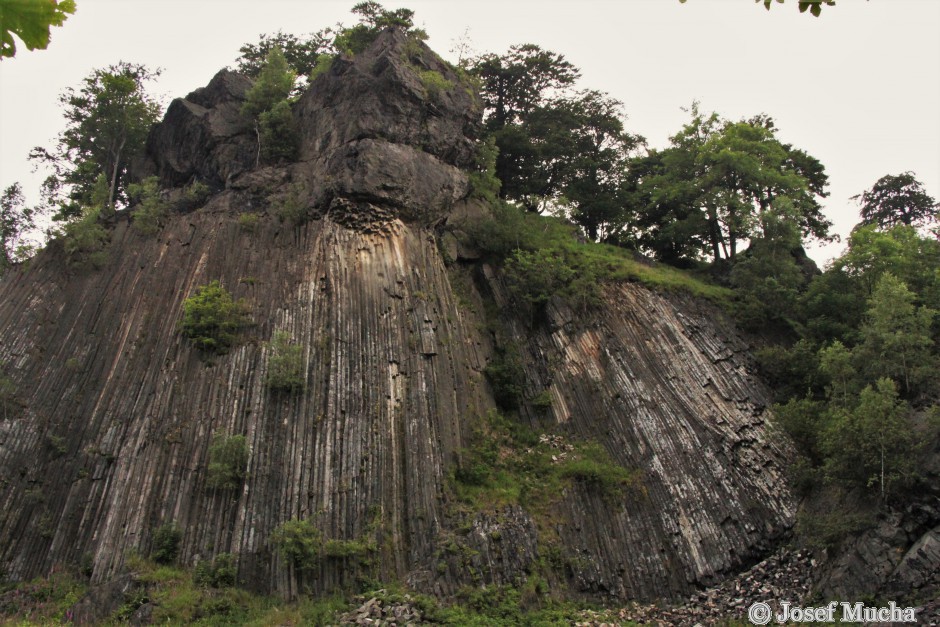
[1,0,938,265]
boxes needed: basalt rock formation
[0,29,796,603]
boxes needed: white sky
[1,0,938,265]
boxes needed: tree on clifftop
[29,62,162,221]
[853,172,938,230]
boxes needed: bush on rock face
[180,281,251,353]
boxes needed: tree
[823,378,915,501]
[561,91,643,240]
[333,2,427,56]
[855,273,935,396]
[0,183,37,272]
[730,201,806,329]
[471,46,641,238]
[30,62,162,221]
[242,48,297,165]
[474,44,580,132]
[206,434,250,490]
[853,172,938,230]
[0,0,75,58]
[265,331,305,393]
[630,107,831,263]
[236,29,332,83]
[835,224,940,304]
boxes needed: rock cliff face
[0,29,795,601]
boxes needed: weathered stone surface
[890,524,940,592]
[142,69,256,187]
[462,271,797,600]
[295,28,480,169]
[292,29,477,227]
[317,138,469,223]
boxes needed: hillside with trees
[0,2,937,624]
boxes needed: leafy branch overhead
[0,0,75,58]
[679,0,847,18]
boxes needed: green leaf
[0,0,76,58]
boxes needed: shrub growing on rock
[206,433,249,490]
[270,518,321,571]
[151,523,182,565]
[180,281,251,353]
[265,331,305,393]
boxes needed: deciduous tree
[30,62,162,221]
[853,172,938,230]
[0,183,37,272]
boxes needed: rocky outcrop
[0,29,796,603]
[141,69,256,188]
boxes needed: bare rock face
[293,28,477,227]
[0,29,796,604]
[142,69,256,187]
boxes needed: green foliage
[467,136,501,202]
[483,343,525,411]
[30,62,162,220]
[265,331,305,393]
[334,2,427,56]
[180,281,251,353]
[241,47,295,118]
[461,201,730,306]
[270,518,321,571]
[822,378,917,500]
[183,180,211,207]
[504,249,579,315]
[818,340,857,407]
[680,0,837,18]
[206,434,249,490]
[472,45,641,238]
[556,444,640,503]
[754,339,822,402]
[307,54,335,82]
[0,569,86,625]
[127,176,170,235]
[61,206,109,269]
[854,273,936,396]
[450,410,643,532]
[273,184,311,226]
[193,553,237,588]
[729,203,806,330]
[531,390,553,412]
[628,107,831,263]
[151,523,182,565]
[236,29,332,86]
[323,539,375,560]
[0,182,38,272]
[854,171,938,230]
[773,396,826,464]
[236,212,260,232]
[258,99,298,163]
[417,69,453,99]
[834,224,940,305]
[0,0,75,58]
[241,47,298,165]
